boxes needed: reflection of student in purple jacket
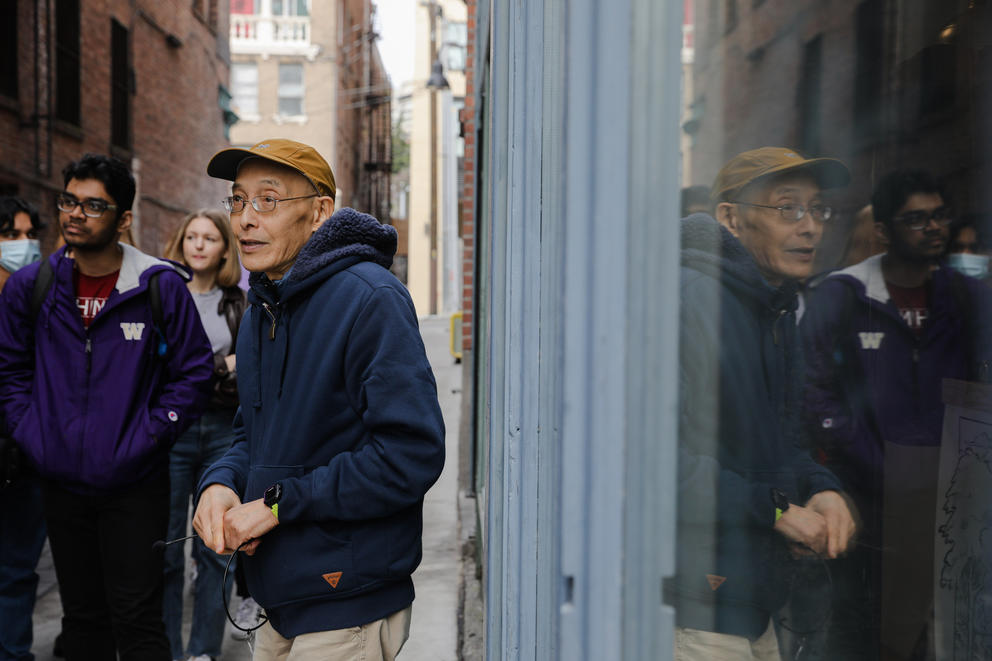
[160,209,247,661]
[801,170,992,660]
[0,154,214,661]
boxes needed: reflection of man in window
[802,170,992,660]
[669,147,857,660]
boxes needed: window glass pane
[54,0,80,125]
[0,1,17,99]
[231,62,258,116]
[446,47,465,72]
[673,2,992,660]
[270,0,305,16]
[278,63,304,116]
[445,21,467,47]
[230,0,254,14]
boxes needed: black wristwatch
[264,482,283,520]
[771,488,790,522]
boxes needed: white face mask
[947,252,990,279]
[0,239,41,273]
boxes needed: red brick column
[459,0,477,352]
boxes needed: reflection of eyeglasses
[893,207,953,231]
[732,201,833,222]
[56,193,117,218]
[221,194,318,214]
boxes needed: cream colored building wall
[407,0,467,316]
[229,1,340,201]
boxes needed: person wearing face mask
[802,170,992,659]
[946,216,991,281]
[0,195,46,661]
[0,197,44,292]
[161,210,247,661]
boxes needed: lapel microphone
[152,533,198,551]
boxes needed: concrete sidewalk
[29,316,462,661]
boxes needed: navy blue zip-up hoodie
[198,208,445,637]
[666,215,842,639]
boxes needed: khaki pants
[674,620,781,661]
[253,606,412,661]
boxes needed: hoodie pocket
[244,465,388,609]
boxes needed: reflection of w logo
[858,332,884,350]
[120,322,145,341]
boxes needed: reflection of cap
[207,139,336,200]
[711,147,850,203]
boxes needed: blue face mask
[0,239,41,274]
[947,252,990,279]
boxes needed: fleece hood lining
[828,253,889,304]
[116,243,189,294]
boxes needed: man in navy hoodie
[0,154,214,660]
[669,148,858,660]
[193,139,445,660]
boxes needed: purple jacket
[0,244,214,492]
[800,255,992,518]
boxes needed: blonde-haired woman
[162,209,245,661]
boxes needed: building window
[110,19,131,149]
[853,0,883,144]
[230,0,255,14]
[231,62,259,117]
[278,63,304,117]
[193,0,219,28]
[724,0,738,34]
[796,34,823,155]
[272,0,308,16]
[444,21,467,72]
[55,0,81,125]
[0,0,17,99]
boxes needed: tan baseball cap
[207,138,337,200]
[711,147,850,203]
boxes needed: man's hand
[773,504,829,556]
[805,490,857,559]
[222,498,279,556]
[193,484,242,554]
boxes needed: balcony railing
[231,14,315,55]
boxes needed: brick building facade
[0,0,234,255]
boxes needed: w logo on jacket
[120,322,146,341]
[858,332,885,350]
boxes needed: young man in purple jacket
[0,154,214,661]
[801,170,992,660]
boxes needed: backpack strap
[147,271,168,359]
[29,259,55,326]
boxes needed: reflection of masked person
[947,252,990,279]
[0,239,42,274]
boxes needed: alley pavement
[29,315,462,661]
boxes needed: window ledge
[272,113,308,125]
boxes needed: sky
[373,0,416,88]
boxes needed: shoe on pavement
[186,655,213,661]
[230,596,263,640]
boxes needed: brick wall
[459,0,476,351]
[0,0,232,257]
